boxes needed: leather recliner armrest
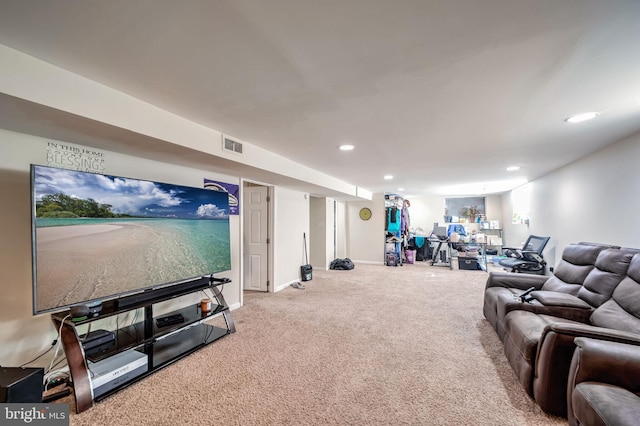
[530,291,592,309]
[545,323,640,345]
[485,271,547,290]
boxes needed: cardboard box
[489,237,503,246]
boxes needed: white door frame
[240,179,274,304]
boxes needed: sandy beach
[35,224,124,244]
[35,222,206,312]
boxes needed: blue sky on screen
[34,166,229,219]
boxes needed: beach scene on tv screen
[33,166,231,313]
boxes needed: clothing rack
[384,194,410,266]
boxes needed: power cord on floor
[48,315,71,374]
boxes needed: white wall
[335,201,347,259]
[403,193,503,234]
[309,197,326,269]
[404,195,444,234]
[309,197,346,269]
[272,187,310,290]
[502,130,640,269]
[345,193,386,263]
[0,129,241,367]
[328,199,337,261]
[484,194,503,225]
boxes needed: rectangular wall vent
[222,137,243,154]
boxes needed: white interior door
[243,185,269,291]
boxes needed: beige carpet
[68,262,565,425]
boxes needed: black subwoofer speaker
[0,367,44,403]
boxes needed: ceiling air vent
[222,137,243,154]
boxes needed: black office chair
[499,235,550,274]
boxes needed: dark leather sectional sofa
[483,242,640,421]
[483,242,615,343]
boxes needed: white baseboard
[353,260,384,265]
[274,280,296,293]
[228,302,241,311]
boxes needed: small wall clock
[359,207,372,221]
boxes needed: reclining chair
[568,337,640,426]
[499,235,550,274]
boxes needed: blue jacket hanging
[387,207,401,232]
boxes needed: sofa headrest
[576,242,621,250]
[578,248,639,307]
[565,242,616,264]
[541,243,612,294]
[590,253,640,333]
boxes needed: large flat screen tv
[31,164,232,314]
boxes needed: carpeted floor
[68,261,565,425]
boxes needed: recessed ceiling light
[339,144,354,151]
[565,112,599,123]
[398,187,405,191]
[383,175,394,180]
[506,166,520,172]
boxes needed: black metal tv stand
[51,277,235,413]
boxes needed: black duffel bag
[329,258,355,270]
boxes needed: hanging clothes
[387,207,401,232]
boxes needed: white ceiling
[1,0,639,197]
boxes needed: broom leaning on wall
[294,233,312,289]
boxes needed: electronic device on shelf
[156,313,185,328]
[82,329,116,352]
[87,349,148,398]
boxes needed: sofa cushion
[502,311,580,395]
[483,285,535,335]
[541,243,611,294]
[578,248,640,307]
[504,311,551,361]
[572,382,640,426]
[589,285,640,333]
[484,286,521,316]
[590,253,640,333]
[505,312,580,361]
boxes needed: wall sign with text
[46,142,106,173]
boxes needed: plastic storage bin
[406,249,416,264]
[458,258,480,270]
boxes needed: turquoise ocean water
[36,217,232,273]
